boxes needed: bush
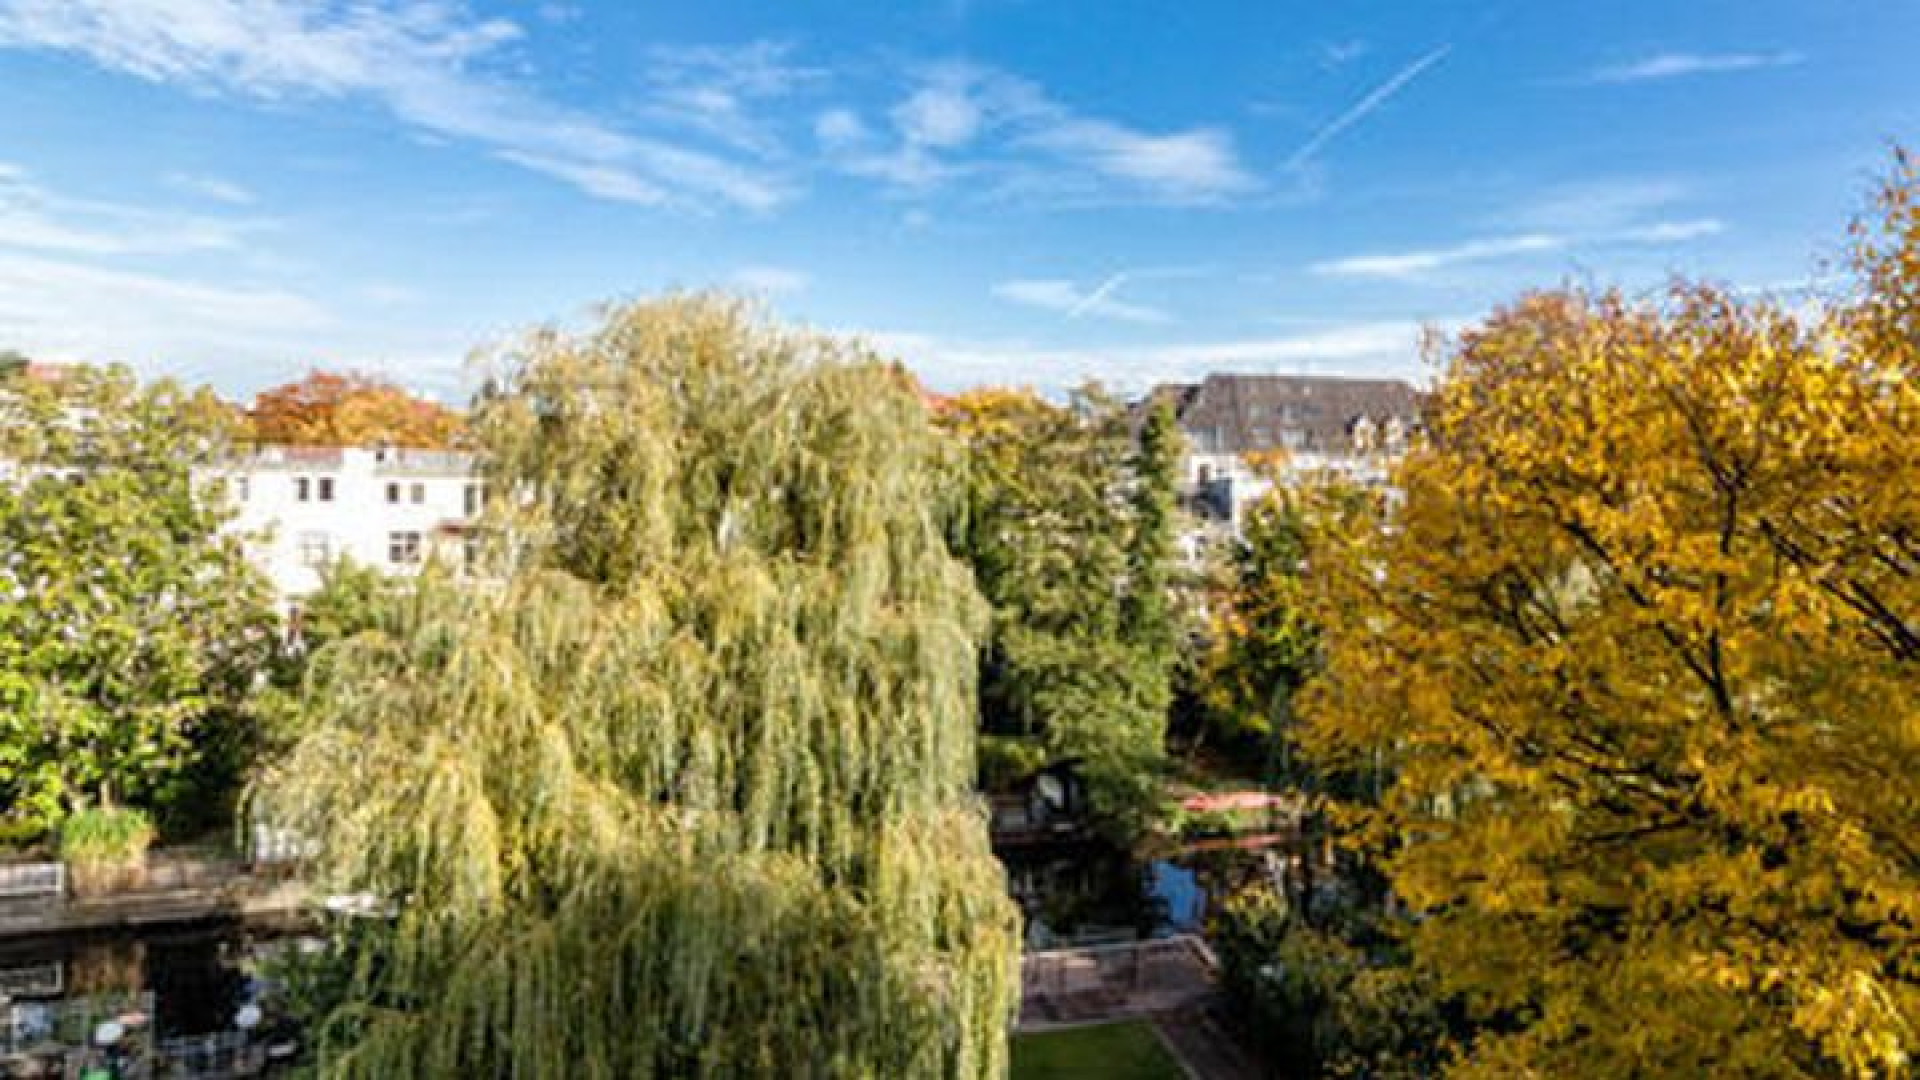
[59,806,155,897]
[1214,885,1454,1078]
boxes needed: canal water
[1,920,306,1078]
[998,841,1275,950]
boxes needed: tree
[1200,484,1317,760]
[1300,176,1919,1077]
[940,386,1175,833]
[248,371,464,448]
[258,297,1019,1078]
[0,365,276,842]
[0,349,27,379]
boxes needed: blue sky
[0,1,1915,400]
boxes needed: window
[386,482,401,504]
[298,531,332,568]
[295,476,311,502]
[234,476,249,502]
[318,476,335,501]
[388,531,422,565]
[463,483,481,516]
[410,482,425,505]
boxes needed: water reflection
[999,841,1273,950]
[0,920,301,1078]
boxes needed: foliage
[1199,485,1318,759]
[259,297,1020,1078]
[0,349,27,379]
[0,365,278,843]
[1299,171,1920,1077]
[58,805,155,866]
[247,371,464,448]
[1213,886,1451,1078]
[940,386,1178,835]
[1009,1021,1185,1080]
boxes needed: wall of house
[208,447,479,602]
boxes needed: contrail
[1067,272,1130,319]
[1285,45,1451,171]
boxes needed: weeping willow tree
[259,297,1020,1078]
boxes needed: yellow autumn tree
[1300,167,1919,1076]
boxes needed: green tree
[0,349,27,379]
[941,386,1175,834]
[259,297,1019,1078]
[1300,172,1920,1077]
[0,365,276,842]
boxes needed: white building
[1141,373,1423,541]
[209,446,481,602]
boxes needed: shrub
[59,806,155,897]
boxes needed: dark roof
[1146,374,1423,455]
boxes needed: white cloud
[1285,45,1450,171]
[641,41,824,157]
[1623,218,1725,243]
[0,164,259,255]
[813,107,866,146]
[0,0,784,210]
[858,319,1447,395]
[993,274,1171,325]
[893,83,983,148]
[1023,122,1249,202]
[729,265,809,296]
[1314,234,1563,279]
[830,61,1253,204]
[1320,39,1369,68]
[1590,51,1802,84]
[166,172,256,205]
[0,249,330,363]
[1515,178,1689,232]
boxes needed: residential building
[1142,373,1424,535]
[207,445,481,602]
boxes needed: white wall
[207,447,479,602]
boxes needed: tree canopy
[940,386,1180,833]
[248,370,465,448]
[0,365,275,842]
[261,297,1019,1078]
[1299,168,1920,1077]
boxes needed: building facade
[208,446,481,602]
[1144,373,1424,534]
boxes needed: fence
[0,861,63,902]
[1019,934,1220,1029]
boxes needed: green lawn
[1011,1021,1185,1080]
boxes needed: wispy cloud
[1285,45,1450,171]
[0,163,260,256]
[0,249,330,362]
[860,318,1450,395]
[640,41,825,157]
[166,172,256,205]
[729,265,810,296]
[1314,234,1562,279]
[826,61,1254,204]
[0,0,786,210]
[1623,218,1725,242]
[1590,50,1802,84]
[993,274,1171,324]
[1316,208,1729,281]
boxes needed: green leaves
[0,364,275,841]
[263,298,1020,1079]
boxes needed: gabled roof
[1147,373,1423,455]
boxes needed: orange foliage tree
[247,371,464,448]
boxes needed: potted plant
[59,804,155,899]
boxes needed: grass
[1012,1021,1186,1080]
[58,805,154,865]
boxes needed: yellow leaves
[1300,173,1920,1075]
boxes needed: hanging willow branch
[260,296,1020,1079]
